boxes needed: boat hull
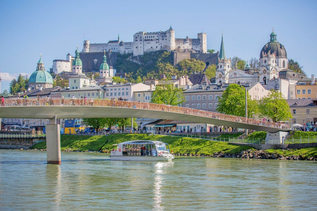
[110,155,170,161]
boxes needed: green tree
[231,57,246,69]
[136,76,142,83]
[177,58,206,75]
[207,49,215,54]
[288,59,306,75]
[216,84,258,117]
[204,64,217,79]
[53,75,69,88]
[258,90,292,122]
[112,76,127,84]
[151,83,185,106]
[82,118,108,130]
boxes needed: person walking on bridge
[1,96,4,106]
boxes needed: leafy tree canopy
[53,75,69,88]
[288,59,306,75]
[207,49,215,54]
[231,57,246,70]
[82,118,108,130]
[112,76,127,84]
[258,90,292,122]
[204,64,217,79]
[10,74,28,94]
[177,58,206,75]
[151,83,185,106]
[216,84,258,118]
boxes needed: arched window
[264,60,267,64]
[283,60,285,68]
[220,65,222,68]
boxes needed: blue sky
[0,0,316,92]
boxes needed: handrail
[1,98,291,130]
[0,133,46,139]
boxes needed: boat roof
[118,140,167,145]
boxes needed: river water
[0,150,316,210]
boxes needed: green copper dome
[100,52,109,70]
[29,56,53,84]
[72,49,82,66]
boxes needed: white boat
[110,140,174,161]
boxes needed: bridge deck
[0,99,291,133]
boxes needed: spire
[169,25,173,30]
[38,53,43,64]
[100,50,109,70]
[219,34,226,60]
[73,48,82,66]
[118,34,120,41]
[270,28,277,42]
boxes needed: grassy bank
[31,134,253,156]
[266,148,317,159]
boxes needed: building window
[110,93,113,96]
[106,93,109,96]
[186,96,189,101]
[138,94,141,97]
[306,109,310,114]
[126,88,128,90]
[202,95,206,100]
[214,103,218,109]
[185,104,189,108]
[192,96,195,100]
[114,93,117,96]
[293,109,296,114]
[297,90,300,94]
[197,95,201,100]
[88,93,90,97]
[92,93,94,96]
[197,104,201,109]
[302,89,306,94]
[202,103,206,109]
[208,103,213,109]
[192,104,195,108]
[209,95,213,100]
[215,95,219,100]
[122,92,124,96]
[118,92,120,96]
[118,88,121,91]
[74,80,76,83]
[308,89,311,94]
[126,92,128,95]
[68,94,70,97]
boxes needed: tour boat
[110,140,174,161]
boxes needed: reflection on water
[0,150,317,210]
[153,161,174,210]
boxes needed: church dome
[100,52,109,70]
[260,32,287,59]
[29,56,53,84]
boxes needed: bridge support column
[46,117,61,164]
[266,131,289,144]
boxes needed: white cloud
[0,72,31,82]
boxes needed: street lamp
[240,85,248,135]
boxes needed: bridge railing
[1,98,291,130]
[0,133,46,139]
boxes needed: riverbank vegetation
[31,134,253,156]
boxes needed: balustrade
[1,98,291,130]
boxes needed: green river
[0,150,316,210]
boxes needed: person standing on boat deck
[141,145,146,156]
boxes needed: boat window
[156,143,166,151]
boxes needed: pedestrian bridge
[0,98,290,133]
[0,98,291,164]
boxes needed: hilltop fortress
[82,26,207,56]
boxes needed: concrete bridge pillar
[266,131,289,144]
[46,117,61,164]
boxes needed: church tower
[216,35,231,84]
[259,30,288,84]
[100,51,110,78]
[72,48,83,74]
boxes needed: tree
[288,59,305,75]
[53,75,69,88]
[151,83,185,106]
[216,84,258,118]
[231,57,246,69]
[136,76,142,83]
[258,90,292,122]
[204,64,217,79]
[249,58,260,69]
[177,58,206,75]
[82,118,108,130]
[207,49,215,54]
[112,76,127,84]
